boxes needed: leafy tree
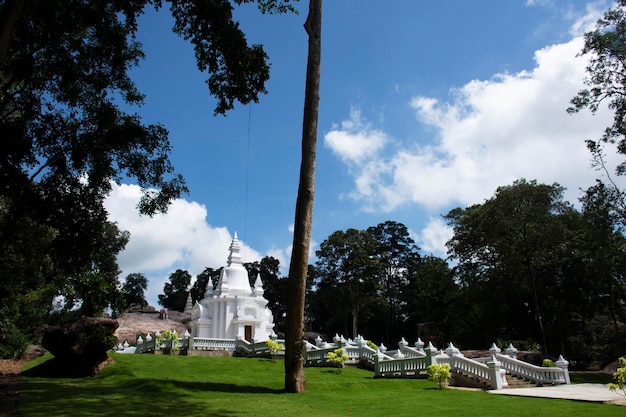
[402,255,460,347]
[158,269,191,312]
[284,0,321,393]
[53,221,129,318]
[314,229,379,339]
[122,273,149,309]
[0,0,295,346]
[190,267,221,304]
[245,256,287,332]
[443,178,626,363]
[580,182,625,328]
[367,221,421,345]
[569,0,626,226]
[444,179,573,351]
[566,181,626,362]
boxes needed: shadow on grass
[20,358,284,417]
[20,377,283,417]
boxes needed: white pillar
[487,356,503,390]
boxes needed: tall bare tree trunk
[284,0,322,394]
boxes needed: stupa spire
[227,232,243,266]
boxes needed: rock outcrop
[38,317,118,377]
[114,311,191,345]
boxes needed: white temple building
[190,233,275,342]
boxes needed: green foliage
[87,322,118,353]
[190,267,221,304]
[427,363,451,390]
[311,221,422,343]
[524,339,541,352]
[158,269,191,311]
[327,348,348,370]
[568,0,626,227]
[609,357,626,396]
[542,359,557,368]
[122,273,149,309]
[163,329,179,351]
[245,256,287,331]
[0,318,28,359]
[19,355,626,417]
[442,178,626,364]
[365,340,378,350]
[0,0,295,353]
[266,339,284,361]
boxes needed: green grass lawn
[18,353,624,417]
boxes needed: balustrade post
[555,355,570,384]
[374,351,381,377]
[489,342,501,357]
[425,348,434,366]
[415,338,425,352]
[487,356,503,390]
[426,342,437,364]
[445,342,462,357]
[505,343,518,359]
[398,337,408,354]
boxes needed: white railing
[497,354,570,385]
[240,338,285,356]
[398,345,427,358]
[304,347,335,366]
[443,355,489,381]
[190,338,237,350]
[343,344,367,365]
[375,355,431,377]
[304,336,569,390]
[436,355,507,388]
[303,341,388,368]
[358,345,383,368]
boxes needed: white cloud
[526,0,550,7]
[568,1,608,36]
[416,218,454,259]
[104,183,263,306]
[327,35,620,215]
[324,108,390,163]
[325,7,626,257]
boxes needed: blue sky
[104,0,623,307]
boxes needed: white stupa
[190,233,275,342]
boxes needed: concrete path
[488,383,626,405]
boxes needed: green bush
[427,363,451,389]
[542,359,557,368]
[609,357,626,396]
[0,320,28,359]
[266,339,284,362]
[327,348,348,371]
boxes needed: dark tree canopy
[122,273,149,308]
[569,0,626,224]
[245,256,288,332]
[366,221,421,345]
[304,182,626,366]
[190,267,221,304]
[444,179,626,360]
[0,0,295,356]
[158,269,191,312]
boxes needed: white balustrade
[191,337,237,350]
[497,354,569,385]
